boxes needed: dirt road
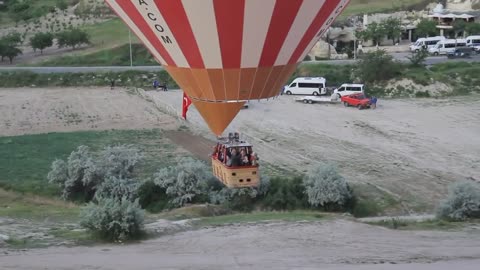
[1,219,480,270]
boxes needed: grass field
[33,43,157,66]
[365,218,480,231]
[341,0,427,18]
[0,129,188,197]
[82,18,140,50]
[195,211,326,227]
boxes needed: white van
[283,77,326,96]
[410,36,446,52]
[466,35,480,49]
[428,39,467,55]
[333,84,364,98]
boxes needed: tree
[56,28,90,49]
[302,164,353,211]
[153,157,212,207]
[354,50,402,84]
[407,47,429,67]
[56,0,68,11]
[436,181,480,221]
[415,19,438,38]
[466,23,480,36]
[382,18,403,45]
[4,46,22,64]
[363,22,386,46]
[48,145,143,201]
[30,32,54,54]
[2,31,22,46]
[80,196,145,242]
[452,20,468,38]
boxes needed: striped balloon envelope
[105,0,350,135]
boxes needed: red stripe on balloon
[115,0,176,66]
[154,0,205,68]
[287,0,343,64]
[213,0,245,68]
[258,0,303,67]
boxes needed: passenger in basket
[240,149,250,166]
[230,148,242,167]
[218,146,225,162]
[250,151,258,166]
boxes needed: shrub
[137,179,169,213]
[48,145,100,201]
[262,176,307,210]
[407,48,429,67]
[80,197,145,242]
[436,181,480,221]
[98,145,143,179]
[48,145,143,202]
[94,176,139,202]
[209,177,270,211]
[153,157,212,207]
[303,164,353,211]
[354,50,402,84]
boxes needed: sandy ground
[148,90,480,211]
[1,219,480,270]
[0,87,178,136]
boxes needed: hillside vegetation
[0,0,429,65]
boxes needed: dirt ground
[1,87,479,212]
[1,219,480,270]
[147,90,480,211]
[0,87,178,136]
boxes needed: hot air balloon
[105,0,350,187]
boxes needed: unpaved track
[148,91,480,211]
[1,219,480,270]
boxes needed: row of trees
[48,145,355,241]
[357,18,480,46]
[0,28,90,64]
[356,18,403,46]
[48,144,480,241]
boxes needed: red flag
[182,92,192,120]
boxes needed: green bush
[137,179,169,213]
[47,145,100,201]
[0,70,177,88]
[153,157,213,207]
[354,50,402,84]
[94,176,139,202]
[48,144,143,202]
[209,177,270,212]
[303,164,353,211]
[80,197,145,242]
[99,145,143,179]
[262,176,307,210]
[296,63,352,86]
[436,181,480,221]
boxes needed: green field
[342,0,428,18]
[195,211,326,227]
[82,18,140,50]
[33,43,156,66]
[0,129,187,197]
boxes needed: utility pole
[129,29,133,67]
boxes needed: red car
[340,93,371,109]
